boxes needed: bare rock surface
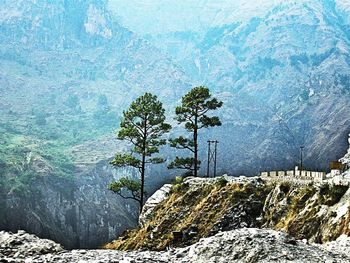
[2,229,350,263]
[174,228,350,263]
[139,184,172,226]
[0,230,63,260]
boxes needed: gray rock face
[1,162,137,249]
[139,184,172,227]
[2,229,350,263]
[0,230,63,260]
[175,228,350,263]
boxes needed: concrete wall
[261,169,326,181]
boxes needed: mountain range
[0,0,349,248]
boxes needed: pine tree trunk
[194,115,198,177]
[140,153,145,214]
[140,116,147,214]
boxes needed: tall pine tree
[109,93,171,213]
[168,86,223,177]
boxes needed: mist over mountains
[112,0,350,173]
[0,0,350,248]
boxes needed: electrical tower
[207,140,218,177]
[300,145,305,170]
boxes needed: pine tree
[168,86,223,177]
[109,93,171,213]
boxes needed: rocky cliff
[2,136,350,262]
[106,176,350,251]
[0,161,138,249]
[106,139,350,251]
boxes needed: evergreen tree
[109,93,171,213]
[168,86,223,177]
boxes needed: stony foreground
[1,229,350,263]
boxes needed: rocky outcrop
[139,184,172,227]
[174,228,350,263]
[106,176,271,250]
[262,182,350,243]
[0,230,63,260]
[2,229,350,263]
[107,170,350,251]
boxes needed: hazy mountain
[1,0,350,248]
[112,0,350,174]
[0,0,190,248]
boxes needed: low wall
[261,170,350,186]
[261,170,326,181]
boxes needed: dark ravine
[0,161,137,249]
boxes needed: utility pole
[207,141,211,178]
[214,141,218,177]
[300,146,305,171]
[207,140,218,177]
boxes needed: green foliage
[110,154,141,169]
[174,86,223,131]
[215,176,228,188]
[109,177,142,202]
[168,157,199,171]
[0,100,118,195]
[110,93,171,212]
[319,184,349,206]
[117,93,171,157]
[172,176,184,185]
[168,176,186,194]
[169,86,223,176]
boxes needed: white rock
[139,184,172,226]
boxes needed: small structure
[261,166,326,182]
[330,161,345,177]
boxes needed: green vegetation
[215,176,228,188]
[109,177,142,202]
[168,86,223,177]
[0,91,119,196]
[109,93,171,213]
[319,184,349,206]
[169,176,188,194]
[263,182,350,243]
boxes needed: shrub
[172,176,184,185]
[215,176,228,188]
[279,182,291,194]
[328,185,349,205]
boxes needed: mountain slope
[0,0,191,248]
[122,0,350,174]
